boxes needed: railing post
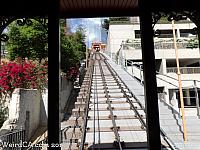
[194,80,200,118]
[125,59,127,69]
[131,62,134,76]
[139,64,143,83]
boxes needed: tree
[102,19,110,30]
[6,19,48,62]
[60,19,86,75]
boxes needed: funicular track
[61,52,172,150]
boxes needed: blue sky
[67,18,108,48]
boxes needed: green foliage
[186,37,199,48]
[60,20,86,73]
[6,19,48,62]
[102,19,110,30]
[158,16,169,24]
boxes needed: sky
[67,18,108,48]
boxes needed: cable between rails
[95,53,101,148]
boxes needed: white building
[105,17,200,117]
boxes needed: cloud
[67,18,108,48]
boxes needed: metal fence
[0,129,25,150]
[121,41,192,50]
[167,67,200,74]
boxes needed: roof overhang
[0,0,199,18]
[60,0,139,18]
[59,0,199,18]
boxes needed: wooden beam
[139,0,161,149]
[48,0,60,149]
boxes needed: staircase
[159,99,200,150]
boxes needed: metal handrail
[125,60,200,86]
[167,67,200,74]
[0,129,26,149]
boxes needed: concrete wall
[123,48,200,60]
[132,22,196,32]
[0,78,74,140]
[106,25,135,58]
[40,87,48,126]
[7,88,41,140]
[60,77,73,119]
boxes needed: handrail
[159,97,181,117]
[156,76,178,88]
[167,67,200,74]
[125,60,200,85]
[121,42,195,50]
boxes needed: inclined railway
[61,52,170,150]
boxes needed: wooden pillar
[139,0,161,149]
[48,0,60,149]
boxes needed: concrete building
[106,17,200,117]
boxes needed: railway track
[61,52,170,150]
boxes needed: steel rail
[97,52,123,150]
[79,53,95,150]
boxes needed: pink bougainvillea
[66,67,79,81]
[0,59,48,95]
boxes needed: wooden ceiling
[0,0,198,17]
[59,0,199,18]
[60,0,139,18]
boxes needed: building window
[157,30,173,38]
[135,30,141,38]
[180,29,194,38]
[176,90,200,108]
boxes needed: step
[175,142,200,150]
[169,134,200,142]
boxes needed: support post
[48,0,60,148]
[194,80,200,118]
[172,20,188,142]
[139,1,161,149]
